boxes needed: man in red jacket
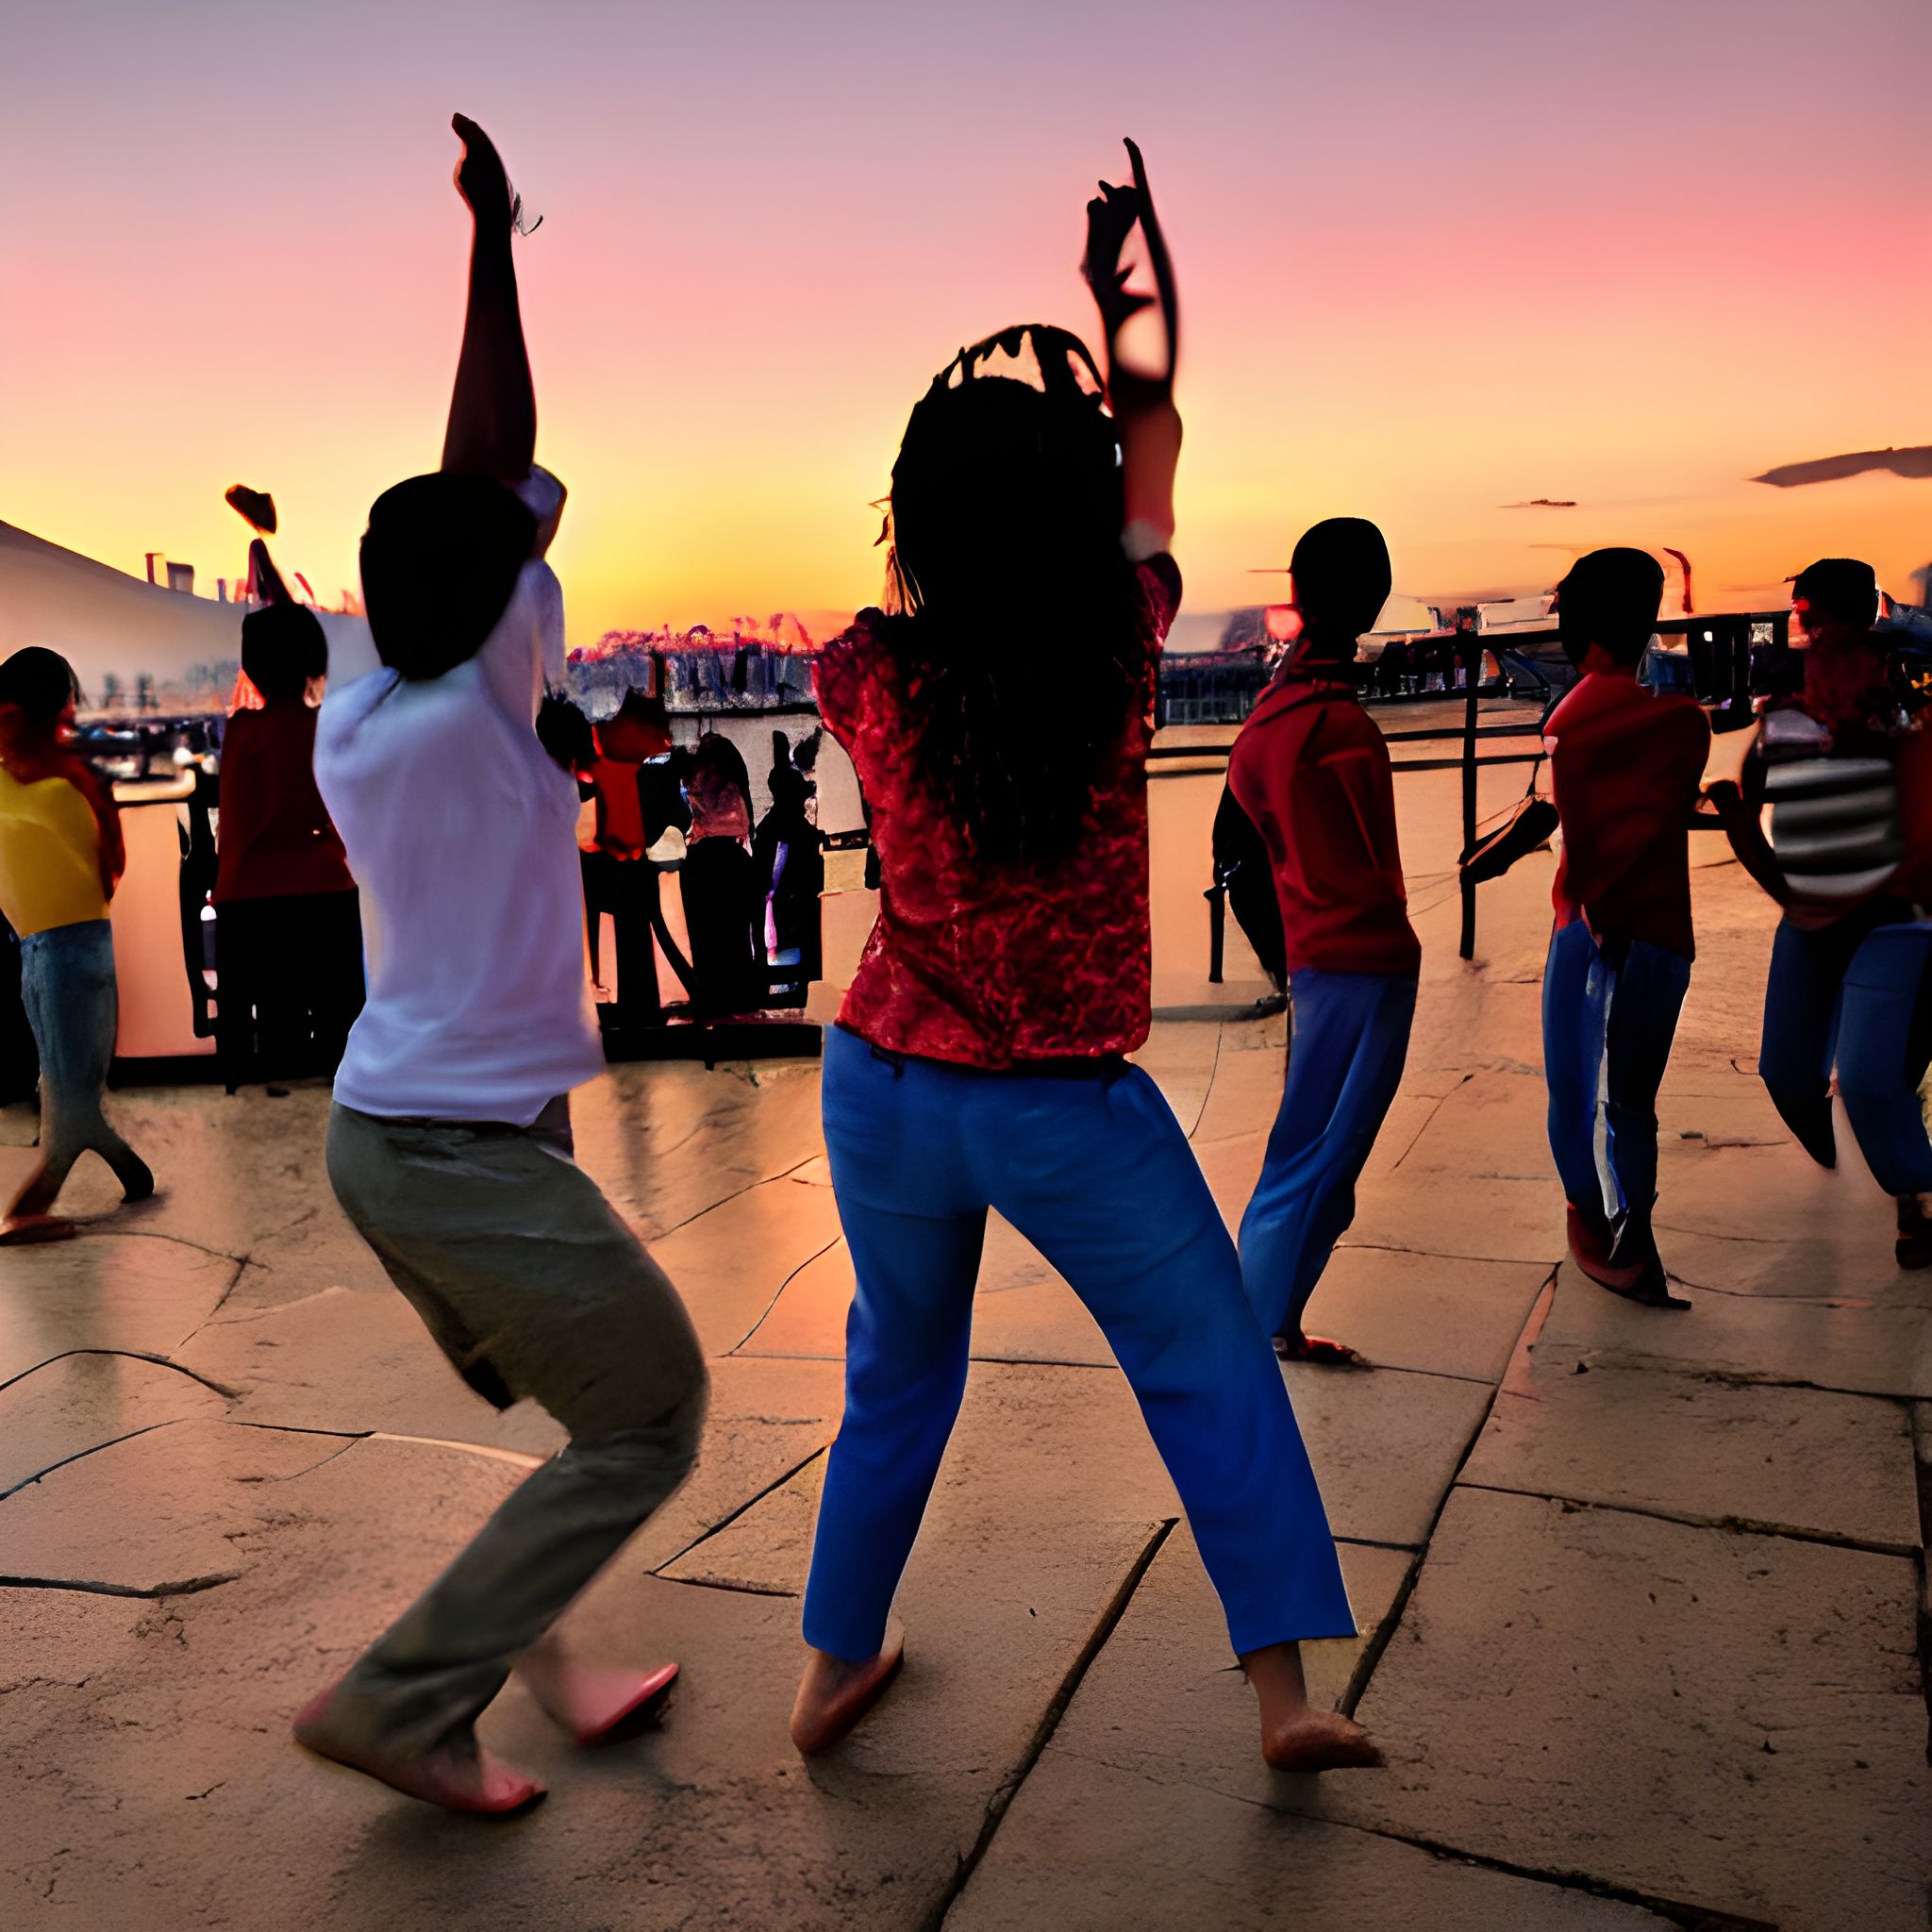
[1227,517,1421,1365]
[1541,547,1709,1308]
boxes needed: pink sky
[4,0,1928,640]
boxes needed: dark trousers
[214,890,364,1092]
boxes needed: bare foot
[1263,1709,1386,1773]
[791,1621,905,1756]
[1274,1331,1372,1369]
[0,1214,76,1246]
[1241,1638,1384,1774]
[292,1684,543,1816]
[516,1642,678,1746]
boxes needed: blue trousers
[1541,921,1691,1258]
[13,919,148,1212]
[1759,912,1932,1196]
[804,1024,1354,1662]
[1239,969,1417,1341]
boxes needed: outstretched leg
[441,114,536,484]
[793,1030,987,1752]
[1757,914,1854,1169]
[991,1066,1376,1773]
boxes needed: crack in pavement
[650,1444,830,1576]
[1452,1478,1924,1562]
[1388,1074,1475,1173]
[0,1349,238,1401]
[927,1521,1176,1932]
[0,1571,241,1600]
[724,1234,846,1356]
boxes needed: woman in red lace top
[791,144,1372,1778]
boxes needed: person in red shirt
[791,144,1372,1779]
[1226,517,1421,1368]
[212,561,363,1091]
[1541,548,1710,1309]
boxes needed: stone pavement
[2,742,1928,1931]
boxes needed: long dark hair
[875,325,1152,866]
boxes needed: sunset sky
[4,0,1928,641]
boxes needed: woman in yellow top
[0,647,153,1241]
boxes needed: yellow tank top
[0,765,109,938]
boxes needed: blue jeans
[12,919,149,1214]
[1239,970,1417,1340]
[1542,921,1691,1259]
[804,1025,1354,1661]
[1759,912,1932,1196]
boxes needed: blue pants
[804,1024,1354,1662]
[1239,970,1416,1340]
[12,919,149,1213]
[1541,921,1691,1259]
[1759,913,1932,1196]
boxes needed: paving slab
[943,1756,1671,1932]
[172,1284,571,1457]
[665,1361,1184,1596]
[1538,1259,1932,1400]
[1295,1246,1551,1385]
[1281,1363,1495,1549]
[0,1352,230,1496]
[0,1231,241,1384]
[1464,1353,1922,1552]
[0,1429,1164,1932]
[571,1058,827,1241]
[1302,1486,1932,1932]
[0,1416,354,1594]
[645,1170,847,1355]
[627,1353,844,1573]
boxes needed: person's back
[317,550,602,1121]
[819,564,1171,1064]
[1545,670,1708,960]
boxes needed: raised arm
[441,114,537,483]
[1082,139,1181,555]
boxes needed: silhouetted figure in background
[1227,518,1420,1368]
[681,731,762,1013]
[1541,548,1709,1309]
[754,732,824,1006]
[581,687,690,1026]
[293,115,706,1818]
[1708,557,1932,1266]
[791,142,1373,1778]
[212,545,363,1091]
[0,647,154,1241]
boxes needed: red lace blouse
[816,556,1180,1068]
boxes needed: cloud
[1500,498,1577,508]
[1751,445,1932,488]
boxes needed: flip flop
[572,1661,679,1748]
[0,1215,77,1246]
[1274,1333,1374,1369]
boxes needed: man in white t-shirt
[292,115,708,1818]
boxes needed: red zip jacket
[1545,672,1709,959]
[1227,664,1420,978]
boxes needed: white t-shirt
[316,536,600,1124]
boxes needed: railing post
[1458,633,1480,960]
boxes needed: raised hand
[1082,138,1178,391]
[451,113,513,234]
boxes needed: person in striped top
[1707,558,1932,1266]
